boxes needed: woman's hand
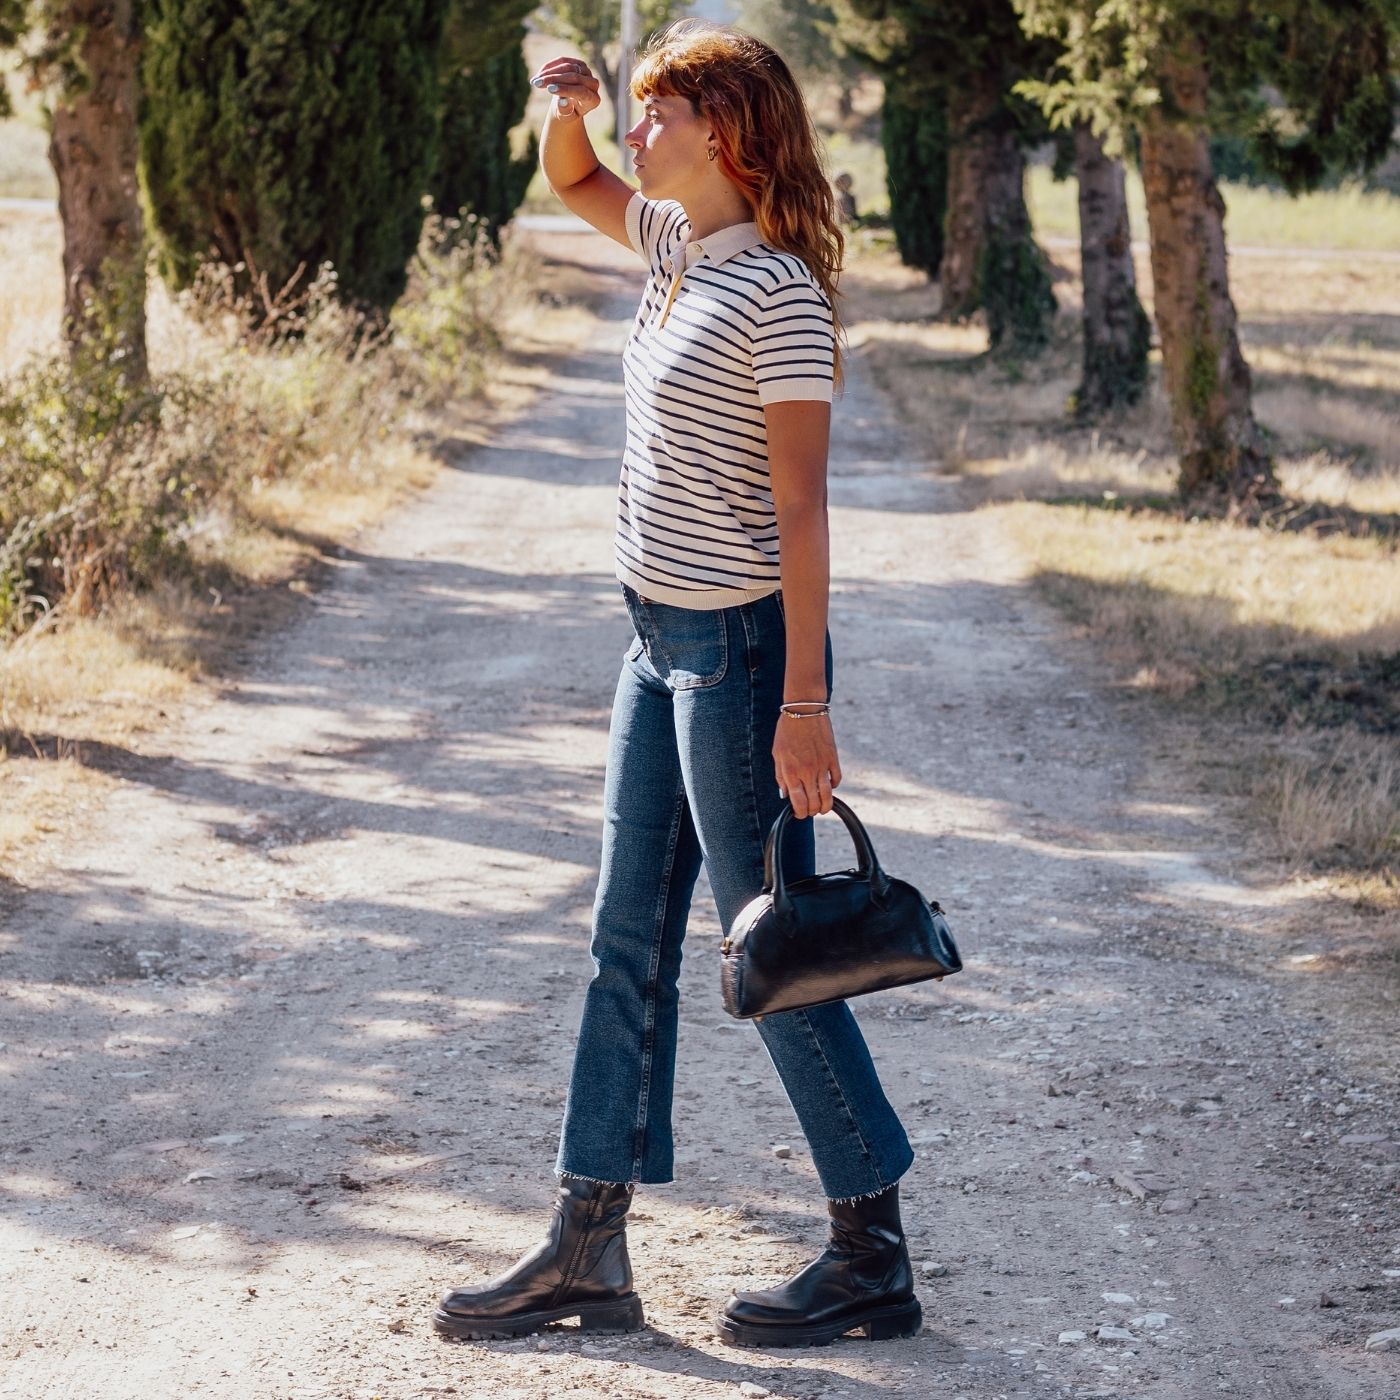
[529,56,603,122]
[774,712,842,819]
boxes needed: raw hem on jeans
[825,1181,899,1206]
[555,1167,639,1188]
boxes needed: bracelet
[780,701,830,719]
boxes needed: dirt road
[1,229,1396,1400]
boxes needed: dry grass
[1259,730,1399,870]
[0,208,612,875]
[0,40,620,874]
[0,59,56,201]
[0,440,449,869]
[1024,166,1400,252]
[1004,503,1399,662]
[842,237,1400,898]
[0,207,63,373]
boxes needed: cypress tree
[139,0,452,321]
[737,0,868,120]
[0,5,26,97]
[881,73,948,275]
[432,0,538,249]
[824,5,949,275]
[834,0,1058,354]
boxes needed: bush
[0,358,223,631]
[0,213,531,636]
[389,211,516,404]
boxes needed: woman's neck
[679,189,755,242]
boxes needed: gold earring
[706,146,718,162]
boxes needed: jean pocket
[625,632,645,663]
[643,601,729,689]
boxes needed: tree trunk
[938,65,1054,353]
[939,68,999,319]
[47,0,147,385]
[1073,121,1150,417]
[1139,35,1276,513]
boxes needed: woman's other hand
[774,711,841,819]
[530,57,603,121]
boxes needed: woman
[434,19,918,1349]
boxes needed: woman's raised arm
[533,56,635,253]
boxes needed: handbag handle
[763,796,891,918]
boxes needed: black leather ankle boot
[714,1181,921,1347]
[433,1174,645,1340]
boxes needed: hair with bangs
[629,19,847,393]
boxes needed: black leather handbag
[720,796,962,1020]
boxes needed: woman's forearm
[776,499,831,702]
[539,101,601,191]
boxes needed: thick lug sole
[714,1296,922,1348]
[433,1291,645,1341]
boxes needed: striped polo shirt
[617,189,836,609]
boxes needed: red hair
[629,19,847,393]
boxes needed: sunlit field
[841,224,1399,901]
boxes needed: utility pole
[617,0,638,175]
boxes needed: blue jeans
[554,583,914,1202]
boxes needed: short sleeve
[751,267,835,406]
[625,189,689,276]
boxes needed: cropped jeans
[554,582,914,1202]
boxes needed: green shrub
[0,214,531,635]
[389,211,515,403]
[0,358,218,631]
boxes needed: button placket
[655,243,703,330]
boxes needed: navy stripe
[627,516,780,556]
[616,538,779,591]
[621,472,775,532]
[756,311,831,337]
[621,474,775,540]
[616,509,777,572]
[622,382,770,460]
[615,534,779,587]
[616,549,721,594]
[757,370,833,387]
[621,375,768,451]
[654,306,754,366]
[643,356,755,401]
[627,411,772,484]
[622,361,769,439]
[623,430,771,500]
[621,484,778,548]
[636,323,755,380]
[621,481,779,546]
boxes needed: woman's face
[625,91,711,199]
